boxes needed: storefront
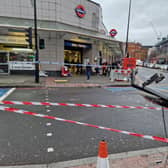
[0,48,34,74]
[9,48,35,74]
[0,27,35,74]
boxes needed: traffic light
[39,39,45,49]
[25,27,33,49]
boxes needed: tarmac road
[0,86,167,165]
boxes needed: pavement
[0,74,131,88]
[1,74,168,168]
[0,147,168,168]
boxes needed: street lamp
[125,0,132,58]
[31,0,39,83]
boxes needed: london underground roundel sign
[109,29,117,37]
[75,5,86,18]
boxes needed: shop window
[9,52,34,62]
[0,53,7,63]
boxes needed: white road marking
[0,88,16,101]
[46,123,52,126]
[47,147,54,152]
[46,133,53,137]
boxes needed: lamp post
[33,0,39,83]
[125,0,132,58]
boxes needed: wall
[38,30,64,74]
[0,0,106,33]
[128,42,148,61]
[38,30,97,75]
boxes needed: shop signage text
[65,41,91,49]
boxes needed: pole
[34,0,39,83]
[125,0,132,58]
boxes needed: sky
[93,0,168,46]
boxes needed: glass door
[0,52,9,74]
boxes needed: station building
[0,0,123,75]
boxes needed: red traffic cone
[96,140,110,168]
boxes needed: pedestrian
[95,65,99,75]
[76,59,81,74]
[117,61,121,69]
[102,62,107,75]
[107,63,111,77]
[86,62,92,80]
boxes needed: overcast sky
[94,0,168,46]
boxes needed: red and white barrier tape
[114,70,131,74]
[0,105,167,143]
[0,100,165,111]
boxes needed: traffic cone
[96,140,110,168]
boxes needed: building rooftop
[87,0,100,6]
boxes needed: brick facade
[127,42,148,61]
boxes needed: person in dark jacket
[86,62,92,80]
[95,65,99,75]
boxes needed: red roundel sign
[109,29,117,37]
[75,5,86,18]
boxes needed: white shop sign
[9,61,35,70]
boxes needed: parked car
[153,64,160,69]
[147,63,154,68]
[136,60,143,66]
[143,61,148,67]
[160,64,168,70]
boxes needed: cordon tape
[114,70,131,73]
[0,100,167,111]
[0,105,167,143]
[0,61,108,67]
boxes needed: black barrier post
[34,0,39,83]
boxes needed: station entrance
[64,40,91,74]
[64,49,82,74]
